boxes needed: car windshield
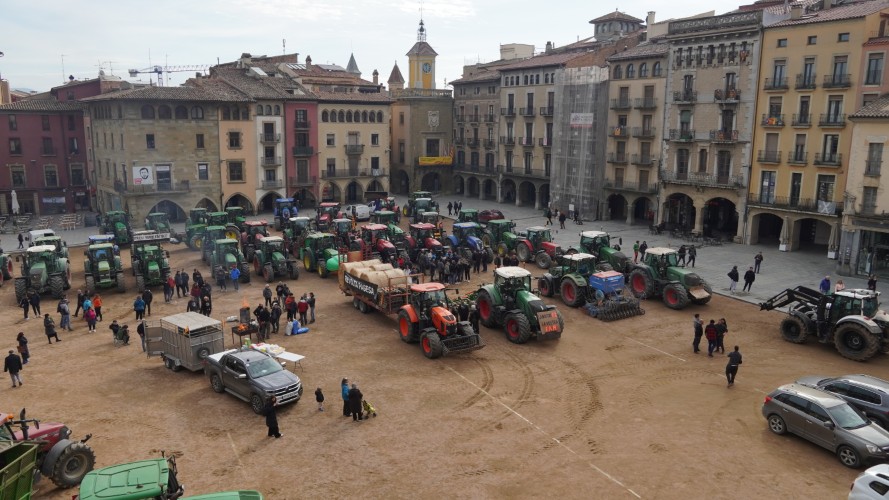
[246,357,284,378]
[827,403,869,430]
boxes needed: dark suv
[796,374,889,429]
[762,383,889,468]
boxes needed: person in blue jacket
[341,378,351,417]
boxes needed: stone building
[450,69,502,200]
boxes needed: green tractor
[225,206,248,232]
[283,216,313,256]
[252,235,299,282]
[481,219,520,256]
[403,191,433,217]
[331,218,355,248]
[206,211,241,242]
[31,235,69,259]
[210,239,251,284]
[273,198,298,231]
[537,253,644,319]
[475,267,564,344]
[184,208,209,250]
[570,230,633,274]
[627,247,712,310]
[99,210,133,246]
[300,232,343,278]
[83,243,125,293]
[14,244,71,302]
[456,208,479,224]
[145,212,185,243]
[408,198,439,223]
[130,232,172,293]
[200,226,231,264]
[371,210,407,254]
[0,248,13,287]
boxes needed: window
[807,36,817,45]
[9,138,22,155]
[41,137,54,155]
[769,96,783,117]
[817,174,836,203]
[866,54,884,85]
[8,115,16,131]
[191,106,204,119]
[863,187,879,213]
[399,141,405,163]
[227,161,244,182]
[698,149,708,173]
[863,93,880,106]
[196,134,205,149]
[639,63,648,77]
[613,65,622,79]
[222,107,231,120]
[338,111,345,122]
[652,62,661,77]
[326,134,335,146]
[158,105,172,119]
[326,158,336,175]
[822,135,839,162]
[802,57,815,87]
[296,109,308,124]
[677,148,689,177]
[867,143,883,176]
[626,64,635,78]
[838,32,850,42]
[70,165,85,186]
[773,61,786,81]
[377,111,383,123]
[41,115,50,131]
[777,38,787,48]
[67,115,75,131]
[399,112,404,125]
[146,134,155,149]
[111,134,115,150]
[371,134,379,146]
[827,96,843,120]
[228,132,241,149]
[274,105,281,115]
[68,137,78,154]
[44,165,58,187]
[232,107,240,120]
[174,106,188,119]
[120,133,124,150]
[346,110,353,123]
[141,105,155,119]
[322,110,328,122]
[11,166,25,188]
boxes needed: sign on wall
[570,113,594,128]
[133,166,154,185]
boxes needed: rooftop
[497,51,589,72]
[769,0,889,27]
[851,93,889,118]
[0,99,85,112]
[81,85,251,103]
[606,42,669,62]
[589,10,645,24]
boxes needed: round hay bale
[369,263,394,271]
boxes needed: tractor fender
[41,438,75,475]
[519,239,534,252]
[563,273,586,289]
[466,236,483,251]
[478,284,502,305]
[445,235,458,247]
[836,315,883,335]
[404,235,417,249]
[400,304,419,324]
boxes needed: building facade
[451,70,501,201]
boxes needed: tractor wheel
[561,280,585,307]
[303,253,315,272]
[516,243,531,262]
[358,300,370,314]
[240,262,251,283]
[476,290,498,328]
[482,233,492,248]
[49,441,96,488]
[250,393,265,415]
[780,316,808,344]
[496,243,509,257]
[536,252,552,269]
[318,263,330,279]
[115,272,126,293]
[224,226,240,240]
[14,279,27,303]
[504,312,532,344]
[662,283,690,310]
[691,282,713,305]
[834,323,881,362]
[245,247,255,264]
[398,309,419,343]
[275,219,282,231]
[288,263,299,280]
[49,275,65,299]
[190,235,203,250]
[485,247,494,263]
[85,276,96,295]
[263,263,274,283]
[131,258,140,276]
[253,257,262,274]
[421,330,444,359]
[538,277,554,297]
[136,275,146,293]
[210,374,225,393]
[628,269,654,299]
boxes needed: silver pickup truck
[204,348,303,414]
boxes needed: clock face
[422,62,431,73]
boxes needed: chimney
[791,4,803,18]
[822,0,832,9]
[646,11,655,26]
[372,69,379,85]
[545,41,553,52]
[305,55,312,69]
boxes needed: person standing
[215,266,226,291]
[230,266,240,292]
[687,245,697,268]
[754,252,763,274]
[869,274,878,292]
[174,271,183,298]
[469,303,480,334]
[447,201,453,216]
[164,275,174,302]
[28,291,41,316]
[819,275,831,295]
[19,295,30,321]
[677,245,687,267]
[263,285,273,308]
[544,207,553,226]
[92,293,103,321]
[17,232,24,249]
[263,396,282,438]
[4,350,23,388]
[258,306,271,341]
[16,333,29,365]
[348,383,364,421]
[727,266,740,294]
[58,298,72,331]
[180,270,190,298]
[141,289,153,316]
[275,282,286,302]
[297,296,309,326]
[270,301,282,334]
[74,289,84,317]
[633,241,640,263]
[308,293,316,324]
[692,313,704,354]
[137,321,146,352]
[558,211,567,229]
[44,314,60,344]
[84,307,97,333]
[639,241,648,260]
[705,320,718,357]
[133,295,146,320]
[742,267,756,293]
[716,318,728,354]
[341,378,351,417]
[726,345,743,387]
[835,279,846,293]
[193,268,204,288]
[200,295,212,317]
[315,387,325,412]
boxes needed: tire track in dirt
[455,357,494,410]
[493,347,535,423]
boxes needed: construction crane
[127,64,209,86]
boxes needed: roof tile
[0,99,85,112]
[851,93,889,118]
[768,0,889,27]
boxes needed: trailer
[146,312,225,372]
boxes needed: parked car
[849,464,889,499]
[343,204,371,221]
[478,209,505,224]
[797,374,889,429]
[762,383,889,468]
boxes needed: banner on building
[133,166,154,185]
[419,156,453,166]
[570,113,595,128]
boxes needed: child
[315,387,324,411]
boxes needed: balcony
[500,166,550,179]
[345,144,365,155]
[322,168,383,179]
[260,133,281,143]
[484,139,495,149]
[763,77,789,91]
[500,136,516,146]
[823,73,852,89]
[661,169,743,189]
[455,137,465,145]
[761,114,785,127]
[519,107,536,117]
[288,175,315,187]
[795,74,817,90]
[860,204,879,216]
[603,179,658,194]
[866,160,882,176]
[757,150,782,164]
[455,163,499,175]
[632,127,656,139]
[709,129,739,144]
[819,114,846,128]
[813,152,842,166]
[747,194,838,215]
[484,114,496,123]
[668,129,696,142]
[792,114,812,127]
[672,90,697,103]
[631,154,656,166]
[713,89,740,102]
[787,151,808,165]
[539,106,554,116]
[261,156,282,167]
[292,146,314,157]
[609,126,630,138]
[41,147,56,156]
[467,114,480,122]
[467,139,480,148]
[610,99,631,110]
[294,120,311,129]
[115,179,191,194]
[500,107,516,117]
[538,137,552,148]
[518,137,535,147]
[607,153,628,164]
[262,179,283,189]
[634,97,657,109]
[455,114,465,123]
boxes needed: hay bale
[369,263,394,271]
[339,259,382,287]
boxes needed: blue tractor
[273,198,298,231]
[442,222,494,263]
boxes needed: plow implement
[584,287,645,322]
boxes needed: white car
[850,464,889,499]
[343,204,371,221]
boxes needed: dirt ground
[7,218,884,499]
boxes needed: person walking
[28,291,41,316]
[44,314,60,344]
[137,321,146,352]
[141,289,153,316]
[200,295,212,317]
[705,319,718,357]
[263,396,282,438]
[174,271,183,298]
[447,201,453,216]
[92,293,103,321]
[726,345,743,387]
[754,252,763,274]
[16,333,29,365]
[108,319,120,339]
[164,275,174,302]
[727,266,740,294]
[179,270,190,298]
[74,289,84,317]
[193,268,204,288]
[677,245,687,267]
[263,285,273,308]
[17,232,24,249]
[869,274,878,292]
[544,207,553,226]
[742,267,756,293]
[341,378,351,417]
[19,295,30,321]
[275,282,286,302]
[716,318,728,354]
[639,241,648,260]
[215,266,227,291]
[230,266,240,291]
[692,313,704,354]
[258,305,271,341]
[4,350,23,388]
[308,292,316,323]
[819,275,831,295]
[270,301,282,334]
[315,387,325,411]
[558,211,567,229]
[633,241,640,263]
[348,383,364,421]
[687,245,697,268]
[58,298,72,331]
[84,306,97,333]
[133,295,146,320]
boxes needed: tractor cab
[371,210,397,226]
[316,202,342,230]
[487,219,516,239]
[361,223,390,243]
[287,216,311,233]
[643,247,679,276]
[525,226,553,246]
[457,209,479,224]
[452,222,482,240]
[260,236,286,254]
[306,233,337,254]
[207,212,229,226]
[580,231,610,252]
[225,206,246,226]
[215,238,240,258]
[494,267,532,294]
[274,198,297,218]
[410,191,432,202]
[410,223,437,242]
[413,198,436,214]
[145,213,172,232]
[33,235,67,256]
[555,252,596,277]
[243,220,269,243]
[411,282,450,310]
[88,243,115,262]
[828,289,882,322]
[24,244,57,268]
[188,208,209,226]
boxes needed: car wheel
[250,393,265,415]
[767,414,787,435]
[837,445,862,468]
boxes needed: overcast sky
[2,0,724,93]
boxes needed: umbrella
[10,190,19,215]
[779,216,789,245]
[827,222,838,252]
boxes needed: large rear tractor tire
[49,441,96,488]
[421,330,444,359]
[136,275,146,293]
[190,235,203,250]
[263,263,274,283]
[85,276,96,295]
[14,279,27,303]
[224,225,240,241]
[561,279,585,307]
[303,253,315,272]
[318,263,330,279]
[239,262,251,283]
[49,275,65,299]
[398,310,419,343]
[115,272,126,293]
[476,290,498,328]
[516,243,531,262]
[535,252,552,269]
[628,269,654,299]
[485,247,494,263]
[288,263,299,280]
[538,277,554,297]
[780,316,808,344]
[504,312,532,344]
[662,283,690,310]
[834,323,881,361]
[496,242,509,257]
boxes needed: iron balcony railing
[288,176,315,187]
[761,114,785,127]
[484,114,496,122]
[609,126,630,138]
[500,136,516,146]
[634,97,657,109]
[713,89,740,102]
[632,127,656,138]
[660,169,743,189]
[668,129,696,142]
[792,114,812,127]
[787,151,808,165]
[518,137,535,147]
[813,152,842,166]
[631,154,655,166]
[757,150,782,163]
[610,99,631,110]
[763,77,789,90]
[500,107,516,117]
[294,120,311,129]
[345,144,365,155]
[539,106,554,116]
[538,138,552,147]
[795,74,817,90]
[823,73,852,88]
[865,160,882,176]
[519,107,536,117]
[818,114,846,127]
[260,133,281,143]
[603,179,658,193]
[467,139,480,148]
[747,193,838,215]
[261,156,282,167]
[709,129,739,143]
[455,114,465,122]
[483,139,495,149]
[292,146,314,156]
[607,153,628,164]
[322,168,383,178]
[672,90,697,103]
[262,179,283,189]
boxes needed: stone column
[626,197,635,225]
[694,202,704,233]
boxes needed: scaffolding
[550,66,609,221]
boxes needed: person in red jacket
[705,320,718,357]
[297,296,309,325]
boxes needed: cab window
[805,402,831,423]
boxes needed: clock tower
[406,19,437,89]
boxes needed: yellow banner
[419,156,453,166]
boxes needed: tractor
[130,232,171,293]
[300,232,343,278]
[31,235,69,259]
[283,216,313,255]
[99,210,132,246]
[475,267,564,344]
[627,247,712,310]
[408,198,439,223]
[144,212,184,242]
[760,286,889,362]
[537,253,644,320]
[403,191,433,216]
[252,235,299,282]
[240,220,270,263]
[569,230,633,274]
[419,211,445,238]
[316,202,343,232]
[405,223,443,261]
[442,222,493,263]
[225,206,248,232]
[14,244,70,302]
[515,226,561,269]
[184,208,209,250]
[350,223,398,263]
[83,242,125,293]
[397,282,486,359]
[331,218,356,249]
[456,208,479,224]
[371,210,407,253]
[273,198,298,230]
[481,219,519,256]
[200,226,230,264]
[209,239,251,284]
[0,247,12,286]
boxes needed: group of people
[727,265,756,293]
[692,314,742,387]
[252,284,317,340]
[446,201,463,217]
[415,248,488,285]
[543,207,574,229]
[4,332,29,387]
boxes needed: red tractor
[516,226,562,269]
[316,202,343,232]
[350,223,398,263]
[405,222,443,261]
[2,408,95,488]
[240,220,269,263]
